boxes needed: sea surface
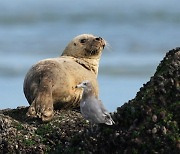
[0,0,180,112]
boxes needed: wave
[0,0,180,25]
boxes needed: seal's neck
[75,58,100,76]
[59,55,100,76]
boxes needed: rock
[159,111,166,119]
[152,114,158,122]
[152,127,158,134]
[0,47,179,153]
[161,126,167,135]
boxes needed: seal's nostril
[95,37,102,41]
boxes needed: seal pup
[23,34,106,121]
[76,80,115,125]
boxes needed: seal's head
[62,34,106,59]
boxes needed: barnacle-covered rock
[65,47,180,154]
[0,48,179,153]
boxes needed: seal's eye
[80,39,87,43]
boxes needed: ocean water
[0,0,180,112]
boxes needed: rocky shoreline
[0,48,180,153]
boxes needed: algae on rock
[0,48,179,153]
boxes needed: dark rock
[0,48,179,153]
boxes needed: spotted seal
[23,34,106,121]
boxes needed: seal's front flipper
[26,100,37,118]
